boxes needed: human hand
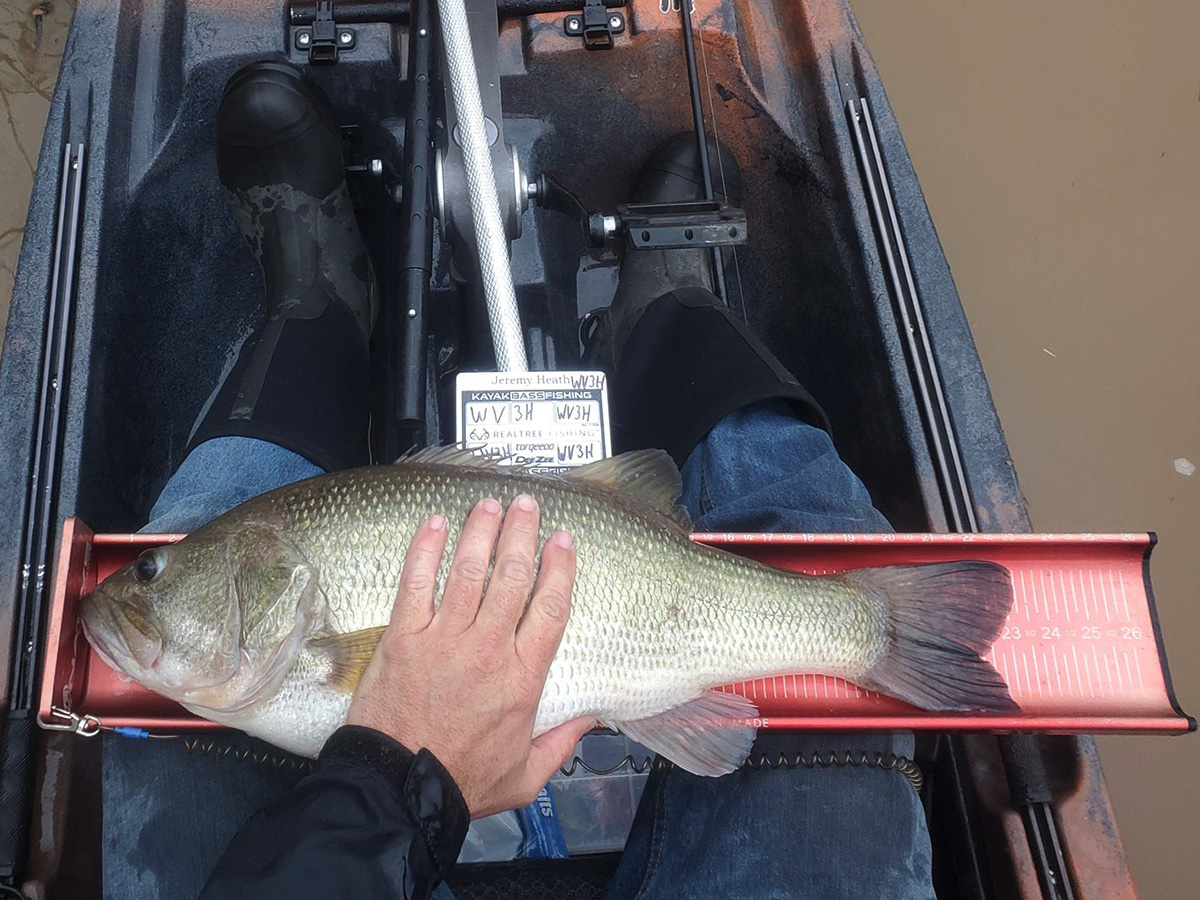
[346,494,595,818]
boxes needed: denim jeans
[102,406,931,899]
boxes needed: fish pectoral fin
[566,450,692,530]
[610,690,758,777]
[309,626,387,692]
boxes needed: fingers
[391,515,448,633]
[515,531,575,670]
[523,716,597,796]
[438,498,503,630]
[477,494,542,633]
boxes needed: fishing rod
[0,142,85,889]
[677,0,728,306]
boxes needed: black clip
[564,1,625,50]
[294,0,355,65]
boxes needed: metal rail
[290,0,625,25]
[847,97,1075,900]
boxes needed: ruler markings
[1055,644,1068,692]
[1042,568,1057,618]
[1069,567,1080,618]
[1018,567,1030,622]
[1112,645,1123,692]
[1022,653,1033,698]
[1115,570,1131,621]
[1026,568,1037,618]
[1122,653,1135,694]
[1081,648,1093,697]
[1133,647,1144,690]
[1058,569,1071,622]
[1092,646,1105,696]
[1031,649,1043,697]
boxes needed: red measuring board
[693,531,1192,733]
[38,518,1194,735]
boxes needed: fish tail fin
[845,560,1020,712]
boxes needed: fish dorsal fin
[565,450,692,529]
[310,626,387,693]
[610,689,759,776]
[399,444,508,469]
[399,445,693,529]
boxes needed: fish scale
[80,448,1016,776]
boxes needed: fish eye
[133,550,162,584]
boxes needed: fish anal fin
[310,626,387,692]
[610,689,758,777]
[566,450,692,529]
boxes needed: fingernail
[515,493,538,512]
[427,514,446,531]
[479,497,502,515]
[551,530,574,550]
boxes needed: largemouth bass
[81,447,1016,776]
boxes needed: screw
[418,27,427,37]
[609,15,622,29]
[407,308,417,319]
[566,16,581,32]
[297,30,311,46]
[370,159,383,177]
[339,30,353,44]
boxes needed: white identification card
[455,371,612,474]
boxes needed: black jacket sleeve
[199,725,470,900]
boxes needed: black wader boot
[190,61,378,472]
[585,134,828,465]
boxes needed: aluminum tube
[436,0,528,371]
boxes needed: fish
[80,446,1017,776]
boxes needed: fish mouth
[80,590,163,675]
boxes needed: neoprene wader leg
[584,134,829,465]
[190,61,378,472]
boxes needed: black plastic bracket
[293,1,356,64]
[534,174,748,250]
[564,0,625,49]
[619,200,748,250]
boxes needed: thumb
[524,717,596,788]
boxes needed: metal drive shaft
[436,0,528,371]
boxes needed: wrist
[320,725,469,875]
